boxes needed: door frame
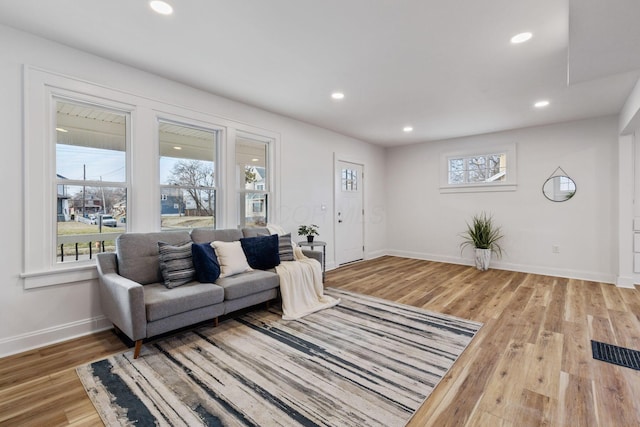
[333,154,365,266]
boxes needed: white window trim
[440,143,517,193]
[22,68,135,289]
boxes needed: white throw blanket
[276,247,340,320]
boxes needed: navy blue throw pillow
[191,242,221,283]
[240,234,280,270]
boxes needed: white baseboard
[365,249,387,261]
[386,249,618,285]
[0,315,112,358]
[616,275,637,289]
[324,250,386,272]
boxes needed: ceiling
[2,0,640,147]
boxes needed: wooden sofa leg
[214,317,219,327]
[133,340,142,359]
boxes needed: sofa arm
[302,249,322,264]
[96,253,147,341]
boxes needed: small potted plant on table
[298,224,320,243]
[460,212,504,271]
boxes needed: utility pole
[100,176,106,214]
[82,164,86,219]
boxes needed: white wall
[0,25,387,356]
[386,116,619,283]
[617,76,640,286]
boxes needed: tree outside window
[448,153,506,185]
[159,121,217,230]
[55,100,128,263]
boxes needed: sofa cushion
[215,269,279,300]
[158,241,195,288]
[117,231,191,285]
[191,228,243,244]
[191,242,221,283]
[212,240,252,278]
[242,227,270,238]
[240,234,280,270]
[144,281,224,321]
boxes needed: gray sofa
[96,227,320,358]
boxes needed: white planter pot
[475,248,492,271]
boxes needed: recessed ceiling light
[251,158,259,162]
[173,146,182,150]
[534,100,550,108]
[150,1,173,15]
[403,126,414,133]
[511,32,532,44]
[331,92,345,100]
[55,127,68,133]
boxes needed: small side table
[298,240,326,281]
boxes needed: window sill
[440,183,517,194]
[21,264,98,289]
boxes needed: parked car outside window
[100,215,117,227]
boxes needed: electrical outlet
[552,245,560,254]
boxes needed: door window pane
[342,168,358,191]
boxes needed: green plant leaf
[459,212,503,258]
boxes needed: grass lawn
[56,221,123,260]
[56,217,213,261]
[161,216,213,229]
[57,221,123,235]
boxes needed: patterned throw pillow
[277,233,295,261]
[158,241,195,288]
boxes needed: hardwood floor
[2,256,640,426]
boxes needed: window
[159,120,217,230]
[55,100,128,263]
[237,135,270,227]
[342,168,359,191]
[448,153,506,185]
[440,144,517,193]
[23,67,279,288]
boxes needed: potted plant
[460,212,504,271]
[298,224,319,243]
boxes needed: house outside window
[159,120,217,230]
[237,136,270,227]
[55,99,128,263]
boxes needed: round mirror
[543,175,576,202]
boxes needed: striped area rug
[77,288,482,426]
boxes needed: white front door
[335,160,364,265]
